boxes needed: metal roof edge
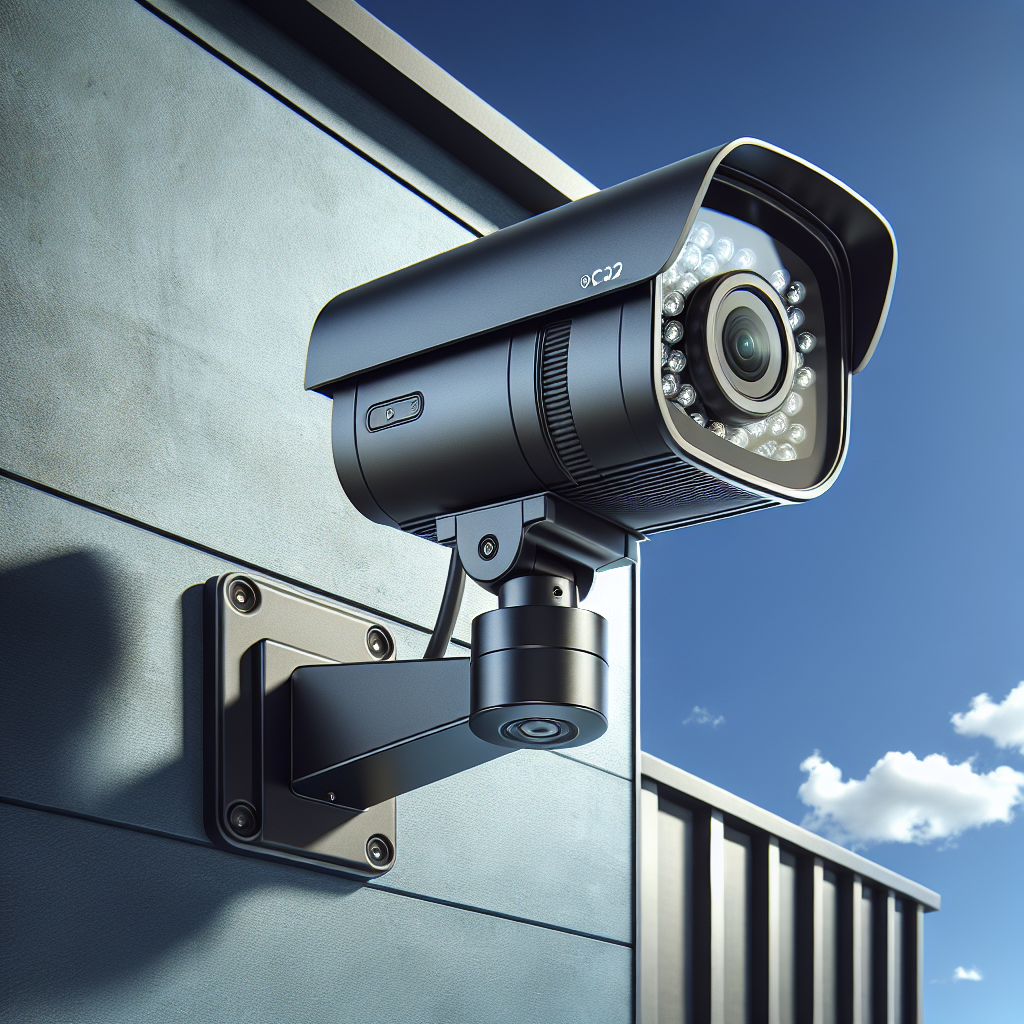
[641,752,941,911]
[243,0,597,214]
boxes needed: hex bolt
[226,801,259,839]
[366,626,394,660]
[366,834,393,867]
[227,577,260,613]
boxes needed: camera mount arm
[288,494,637,809]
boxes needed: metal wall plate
[204,572,397,877]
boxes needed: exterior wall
[0,2,636,1020]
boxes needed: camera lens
[722,309,773,382]
[500,718,579,746]
[519,719,560,739]
[683,271,796,424]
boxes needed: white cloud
[953,967,982,982]
[683,706,724,728]
[798,750,1024,845]
[952,682,1024,754]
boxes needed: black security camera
[294,138,894,800]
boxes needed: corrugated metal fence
[640,754,940,1024]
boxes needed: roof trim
[240,0,597,214]
[642,753,941,910]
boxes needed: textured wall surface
[0,1,636,1019]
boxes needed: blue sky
[361,2,1024,1019]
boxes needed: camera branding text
[580,262,623,289]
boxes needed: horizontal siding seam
[133,0,484,238]
[0,793,214,849]
[0,467,469,646]
[552,749,633,783]
[366,880,633,948]
[1,796,633,947]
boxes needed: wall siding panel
[0,1,637,1017]
[0,803,632,1024]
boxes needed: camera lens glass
[722,308,774,383]
[500,718,579,746]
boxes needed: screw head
[227,577,259,613]
[366,626,394,661]
[478,535,499,560]
[226,801,259,839]
[366,834,393,868]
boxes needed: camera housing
[308,139,895,550]
[300,138,895,759]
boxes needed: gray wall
[0,1,637,1019]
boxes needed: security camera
[302,138,895,767]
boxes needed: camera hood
[306,138,895,394]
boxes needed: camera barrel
[468,575,608,749]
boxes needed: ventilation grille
[404,515,439,543]
[558,455,768,519]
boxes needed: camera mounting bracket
[205,497,637,872]
[437,493,638,598]
[204,572,399,878]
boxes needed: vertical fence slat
[850,876,864,1024]
[640,781,661,1024]
[913,904,924,1024]
[812,858,825,1024]
[766,837,781,1024]
[885,891,897,1024]
[710,811,725,1024]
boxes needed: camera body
[303,138,895,754]
[308,139,895,560]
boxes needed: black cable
[423,548,467,660]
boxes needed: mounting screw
[226,801,259,839]
[366,834,394,868]
[327,791,336,802]
[227,577,260,613]
[366,626,394,660]
[478,535,499,560]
